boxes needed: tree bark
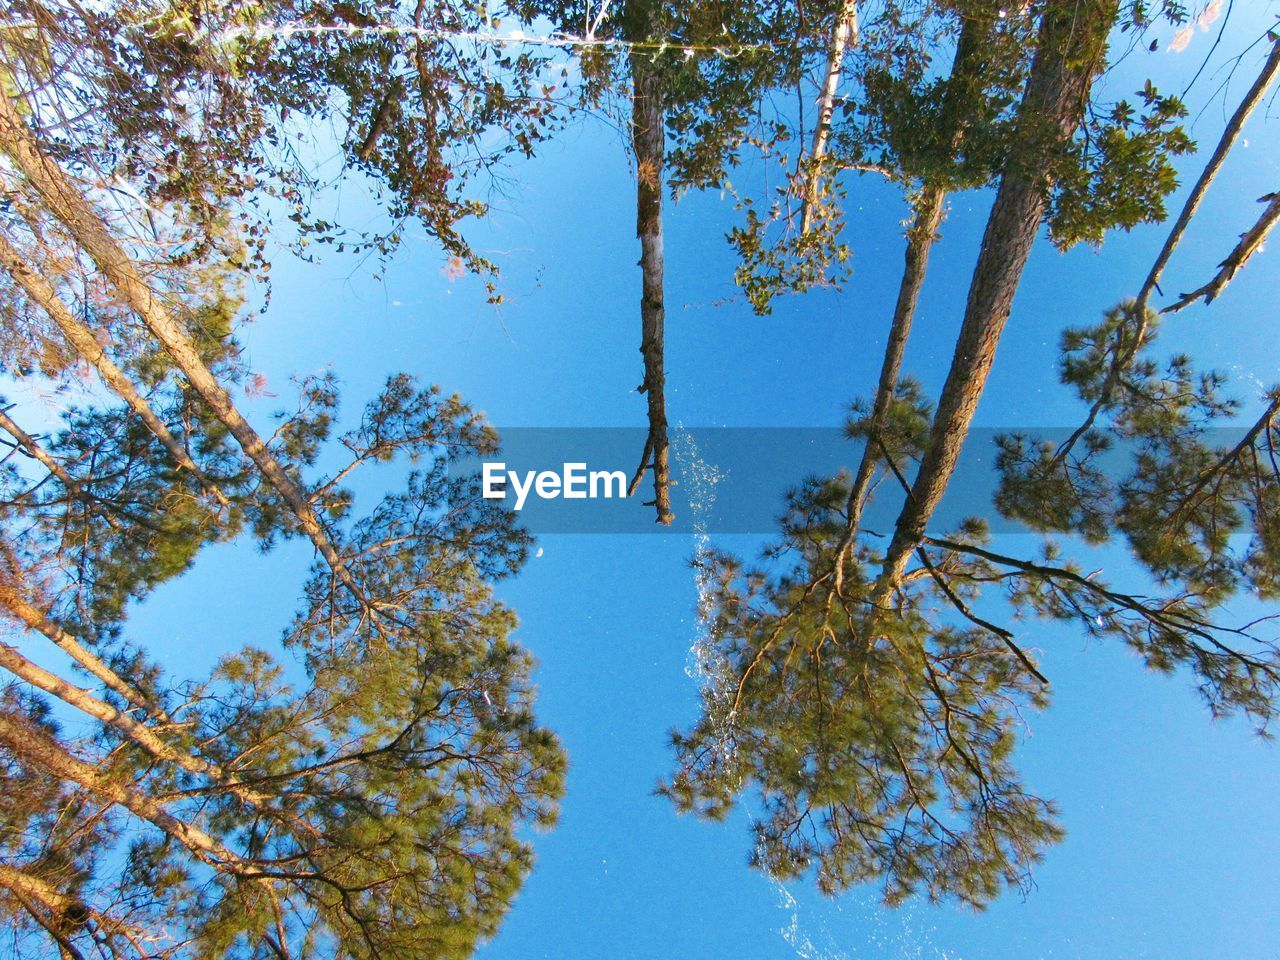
[0,864,90,960]
[874,1,1117,599]
[801,0,860,234]
[0,405,85,498]
[841,188,943,536]
[0,709,257,876]
[0,639,270,807]
[1139,36,1280,309]
[629,58,673,524]
[0,231,227,506]
[1049,37,1280,467]
[840,8,994,548]
[0,577,162,717]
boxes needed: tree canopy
[1,0,1278,952]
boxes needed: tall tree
[534,0,851,522]
[873,0,1119,597]
[0,4,571,955]
[663,1,1277,909]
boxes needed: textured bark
[1163,191,1280,313]
[0,230,227,505]
[0,90,365,607]
[629,59,673,524]
[841,9,994,546]
[0,639,269,807]
[0,864,78,916]
[0,710,255,875]
[801,0,860,234]
[874,1,1116,597]
[0,578,161,717]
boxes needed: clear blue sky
[126,7,1280,958]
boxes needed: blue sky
[122,6,1280,958]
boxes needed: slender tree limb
[3,884,87,960]
[356,82,400,162]
[924,534,1278,674]
[0,576,164,718]
[0,710,256,876]
[1164,390,1280,524]
[1052,37,1280,465]
[0,406,97,507]
[801,0,859,235]
[913,546,1050,685]
[1139,37,1280,309]
[1162,191,1280,313]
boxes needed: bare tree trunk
[0,577,162,717]
[628,59,673,525]
[1139,37,1280,309]
[873,1,1117,600]
[0,231,227,506]
[0,90,371,612]
[1050,36,1280,466]
[0,406,85,498]
[801,0,859,234]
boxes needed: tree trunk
[1163,190,1280,313]
[801,0,860,234]
[0,231,227,506]
[840,9,994,545]
[0,406,86,500]
[0,709,256,876]
[0,864,92,960]
[874,1,1117,599]
[629,58,674,525]
[0,576,162,717]
[0,639,270,807]
[842,186,945,541]
[1139,36,1280,309]
[0,90,369,611]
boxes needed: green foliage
[2,0,575,308]
[728,168,852,316]
[846,1,1030,190]
[0,395,245,639]
[845,376,933,463]
[1049,83,1193,247]
[663,478,1061,909]
[997,302,1280,604]
[0,374,564,959]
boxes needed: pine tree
[664,2,1280,909]
[0,7,568,956]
